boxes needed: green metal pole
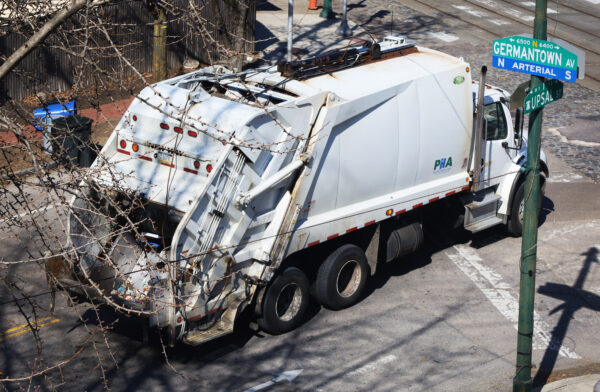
[513,1,547,391]
[320,0,333,19]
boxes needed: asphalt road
[2,1,600,391]
[1,151,599,392]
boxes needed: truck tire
[315,244,368,310]
[507,179,543,237]
[257,267,310,335]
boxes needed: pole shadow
[533,246,599,387]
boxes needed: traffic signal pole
[513,0,547,391]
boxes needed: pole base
[319,8,334,19]
[336,20,352,36]
[513,376,532,392]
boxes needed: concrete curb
[0,161,57,182]
[534,374,600,391]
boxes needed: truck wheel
[257,267,310,335]
[507,180,543,237]
[315,244,368,310]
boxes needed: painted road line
[447,245,580,359]
[0,204,55,224]
[452,4,488,18]
[472,0,535,21]
[541,221,600,242]
[545,172,584,183]
[520,2,558,13]
[427,32,459,43]
[3,316,52,333]
[346,354,397,377]
[489,19,511,26]
[504,7,534,22]
[243,369,303,392]
[0,318,60,342]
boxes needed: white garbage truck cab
[57,35,548,345]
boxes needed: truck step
[464,215,504,233]
[464,193,502,233]
[182,321,233,346]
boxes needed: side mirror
[514,108,524,148]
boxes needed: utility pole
[513,0,547,391]
[336,0,351,37]
[152,6,167,82]
[287,0,293,62]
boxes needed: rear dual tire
[257,267,310,335]
[315,244,368,310]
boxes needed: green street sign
[524,79,563,114]
[492,36,578,82]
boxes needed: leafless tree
[0,0,267,389]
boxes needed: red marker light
[132,143,139,152]
[160,123,169,130]
[132,115,137,121]
[120,140,126,148]
[206,164,213,173]
[188,130,198,137]
[193,160,200,169]
[174,127,183,134]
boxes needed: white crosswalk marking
[447,244,581,359]
[427,31,459,42]
[452,4,488,18]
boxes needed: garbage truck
[52,35,548,346]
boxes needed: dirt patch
[92,121,116,147]
[533,361,600,385]
[0,142,53,176]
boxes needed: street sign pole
[513,0,546,391]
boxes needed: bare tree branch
[0,0,115,81]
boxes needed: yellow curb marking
[0,318,60,342]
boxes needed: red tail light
[160,123,169,130]
[206,164,213,173]
[120,140,126,148]
[174,127,183,134]
[188,130,198,137]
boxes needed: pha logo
[433,156,453,172]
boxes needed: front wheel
[507,178,544,237]
[257,267,310,335]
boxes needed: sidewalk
[536,374,600,391]
[255,0,371,63]
[0,97,133,146]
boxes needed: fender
[506,153,549,218]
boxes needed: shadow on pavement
[533,246,599,387]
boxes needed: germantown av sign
[492,36,578,82]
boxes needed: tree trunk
[153,8,168,82]
[209,0,252,71]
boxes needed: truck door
[481,101,514,186]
